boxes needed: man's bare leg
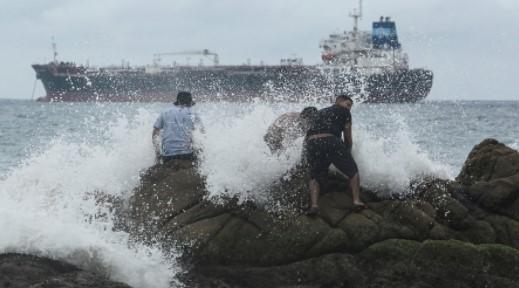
[309,179,320,208]
[349,173,365,205]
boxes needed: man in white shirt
[152,91,201,163]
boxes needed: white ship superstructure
[319,0,409,74]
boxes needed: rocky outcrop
[457,138,519,223]
[129,139,519,287]
[0,253,131,288]
[457,138,519,185]
[190,239,519,288]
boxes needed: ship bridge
[318,0,409,73]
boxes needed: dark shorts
[162,153,195,163]
[305,136,358,183]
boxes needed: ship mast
[349,0,363,65]
[51,36,58,63]
[349,0,362,34]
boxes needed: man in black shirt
[305,95,366,215]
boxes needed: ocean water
[0,98,518,287]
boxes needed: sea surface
[0,98,518,287]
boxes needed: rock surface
[457,138,519,185]
[129,139,519,287]
[0,253,131,288]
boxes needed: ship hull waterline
[32,64,433,103]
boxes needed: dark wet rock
[0,253,131,288]
[129,159,206,244]
[128,139,519,287]
[456,139,519,225]
[468,174,519,220]
[184,239,519,288]
[457,138,519,185]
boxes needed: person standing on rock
[264,107,318,152]
[152,91,202,164]
[304,94,366,216]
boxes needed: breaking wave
[0,101,455,287]
[195,102,454,201]
[0,109,177,288]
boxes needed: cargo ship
[32,1,433,103]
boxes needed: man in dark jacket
[304,95,365,215]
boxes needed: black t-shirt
[307,105,351,138]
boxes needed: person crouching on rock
[304,94,366,216]
[152,91,202,164]
[264,107,318,153]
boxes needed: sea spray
[354,113,453,195]
[194,101,305,203]
[0,100,456,287]
[194,102,454,202]
[0,108,177,288]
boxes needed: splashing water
[195,102,304,203]
[0,108,177,288]
[0,100,457,287]
[194,102,453,201]
[354,114,453,194]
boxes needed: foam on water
[0,101,456,287]
[195,102,454,201]
[0,109,176,288]
[354,115,453,194]
[195,101,304,202]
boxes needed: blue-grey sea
[1,99,518,175]
[0,98,518,287]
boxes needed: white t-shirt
[153,105,201,156]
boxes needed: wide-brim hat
[174,91,195,106]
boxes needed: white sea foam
[0,101,455,287]
[195,102,454,200]
[195,102,304,202]
[0,109,176,288]
[354,115,453,195]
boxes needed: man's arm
[194,112,205,134]
[343,121,352,149]
[152,127,160,138]
[152,128,161,158]
[152,113,164,159]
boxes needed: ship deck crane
[153,49,219,66]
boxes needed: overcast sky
[0,0,517,100]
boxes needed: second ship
[32,2,433,103]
